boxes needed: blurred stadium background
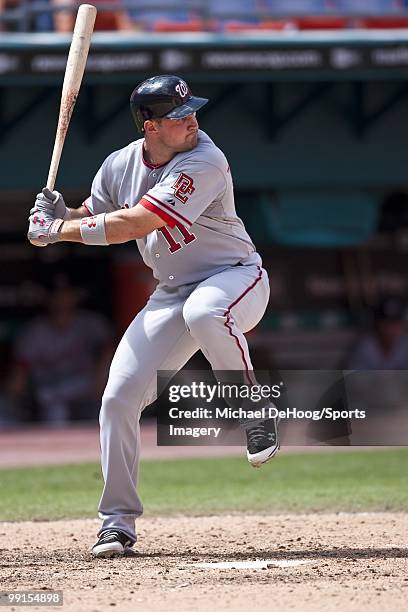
[1,0,408,428]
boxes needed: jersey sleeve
[84,154,119,215]
[141,161,226,228]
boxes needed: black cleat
[91,529,133,558]
[246,417,280,468]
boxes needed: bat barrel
[46,4,97,191]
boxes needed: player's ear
[144,119,159,134]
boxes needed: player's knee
[100,391,136,426]
[183,303,221,337]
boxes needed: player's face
[155,113,199,152]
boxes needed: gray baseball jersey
[90,129,270,542]
[85,129,261,286]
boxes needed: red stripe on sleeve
[146,194,192,227]
[139,198,177,228]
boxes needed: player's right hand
[30,187,71,220]
[27,208,64,247]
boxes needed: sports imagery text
[162,381,365,442]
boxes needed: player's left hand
[27,210,64,247]
[30,188,70,220]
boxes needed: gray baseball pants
[98,262,270,542]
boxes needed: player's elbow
[131,226,150,240]
[127,213,165,239]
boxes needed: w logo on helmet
[173,173,195,204]
[175,81,189,98]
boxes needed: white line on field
[185,559,311,570]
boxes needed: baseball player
[28,75,279,558]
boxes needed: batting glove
[30,187,71,220]
[27,210,64,247]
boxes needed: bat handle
[46,101,73,192]
[46,152,59,192]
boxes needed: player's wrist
[49,218,64,241]
[79,212,109,245]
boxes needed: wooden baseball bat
[46,3,97,191]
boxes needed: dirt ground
[0,513,407,611]
[1,427,407,610]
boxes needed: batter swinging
[28,75,279,558]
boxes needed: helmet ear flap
[131,102,156,133]
[130,106,145,133]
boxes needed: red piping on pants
[223,266,263,385]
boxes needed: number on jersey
[158,223,197,253]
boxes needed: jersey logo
[172,173,195,204]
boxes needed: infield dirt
[0,513,407,611]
